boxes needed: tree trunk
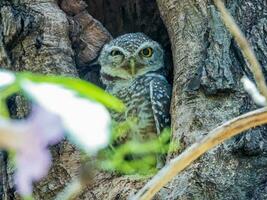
[157,0,267,199]
[0,1,80,199]
[1,0,267,199]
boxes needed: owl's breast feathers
[110,73,171,141]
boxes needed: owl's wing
[149,75,172,135]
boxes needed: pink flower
[0,106,64,196]
[0,77,112,196]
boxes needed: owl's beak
[129,58,136,76]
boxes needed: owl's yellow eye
[110,50,123,56]
[140,47,153,58]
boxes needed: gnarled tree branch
[132,107,267,200]
[132,1,267,199]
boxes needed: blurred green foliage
[17,72,125,112]
[0,70,179,177]
[98,121,179,175]
[0,70,125,117]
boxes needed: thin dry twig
[213,0,267,99]
[131,107,267,200]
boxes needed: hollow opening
[83,0,173,85]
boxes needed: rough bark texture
[1,0,267,199]
[0,0,110,199]
[0,0,169,199]
[156,0,267,199]
[0,1,79,199]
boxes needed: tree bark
[1,0,267,199]
[0,1,79,199]
[0,0,110,199]
[0,0,164,199]
[156,0,267,199]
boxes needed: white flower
[21,80,111,153]
[241,76,267,106]
[0,71,16,88]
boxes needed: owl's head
[99,33,164,86]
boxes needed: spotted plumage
[99,33,171,167]
[108,33,153,54]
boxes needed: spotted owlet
[99,33,171,168]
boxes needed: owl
[98,33,171,168]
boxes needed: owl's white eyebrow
[106,46,129,55]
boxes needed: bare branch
[131,107,267,200]
[213,0,267,99]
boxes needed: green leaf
[0,99,10,118]
[17,72,125,112]
[99,126,173,175]
[22,195,34,200]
